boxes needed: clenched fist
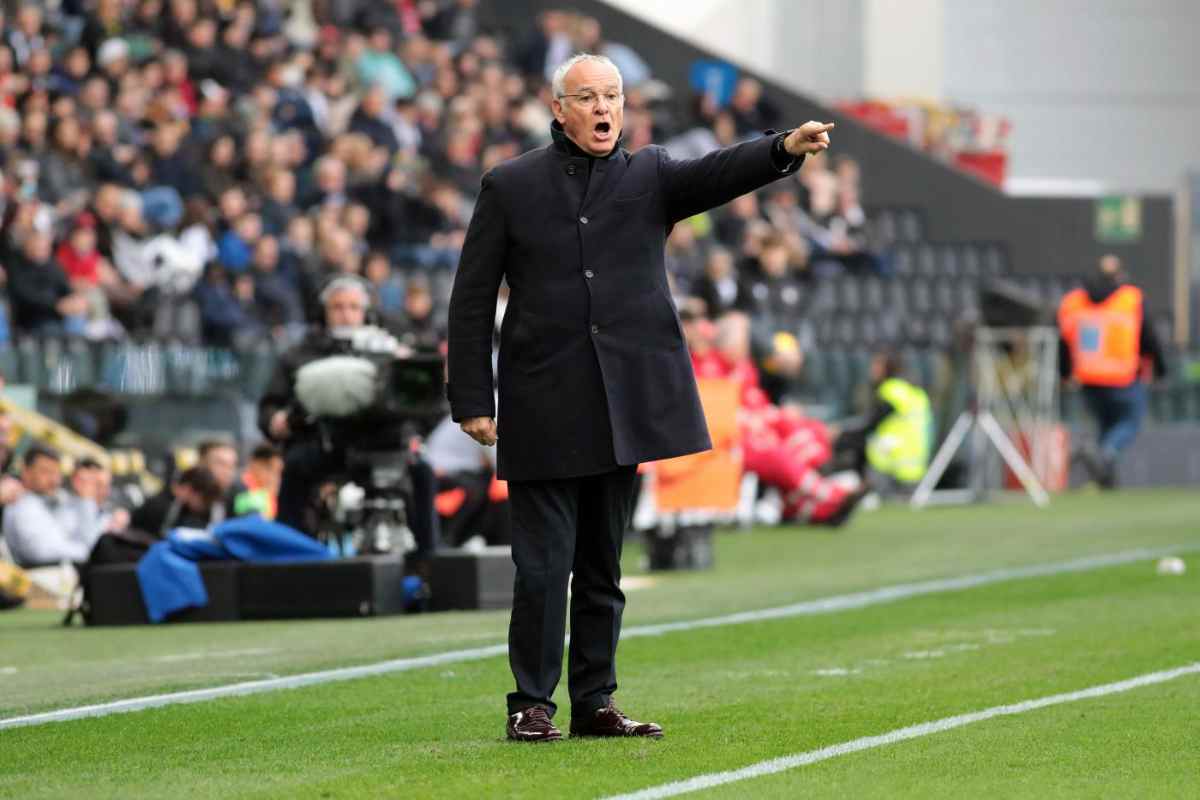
[784,121,835,157]
[461,416,498,447]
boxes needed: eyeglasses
[558,90,624,108]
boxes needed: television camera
[291,341,447,555]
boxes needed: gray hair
[551,53,622,98]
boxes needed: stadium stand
[0,0,1194,474]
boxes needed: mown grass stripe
[1,544,1194,732]
[603,662,1200,799]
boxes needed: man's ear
[551,98,565,124]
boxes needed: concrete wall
[597,0,864,100]
[942,0,1200,193]
[600,0,1200,193]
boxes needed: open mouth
[594,121,611,137]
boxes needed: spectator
[2,446,122,566]
[231,442,284,519]
[364,251,405,317]
[394,277,444,353]
[728,77,780,136]
[250,235,306,335]
[665,222,707,295]
[572,16,651,89]
[6,230,88,337]
[356,28,416,102]
[692,245,744,319]
[127,464,224,539]
[195,262,265,347]
[0,411,23,508]
[197,438,239,499]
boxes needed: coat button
[579,216,589,224]
[566,164,577,176]
[584,269,594,278]
[590,324,599,334]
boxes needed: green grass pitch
[1,489,1198,798]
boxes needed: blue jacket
[136,516,329,623]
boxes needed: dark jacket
[130,489,216,539]
[6,251,72,332]
[258,328,352,443]
[446,123,802,481]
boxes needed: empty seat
[981,243,1009,276]
[809,279,838,314]
[837,277,863,313]
[960,245,983,279]
[916,244,938,277]
[870,208,898,249]
[891,244,916,277]
[934,280,958,314]
[882,279,908,315]
[861,277,885,311]
[936,245,962,278]
[909,278,934,314]
[897,209,923,243]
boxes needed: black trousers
[506,464,639,718]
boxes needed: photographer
[257,276,439,560]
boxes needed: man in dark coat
[446,53,834,742]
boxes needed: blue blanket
[136,516,330,623]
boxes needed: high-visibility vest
[1057,285,1143,387]
[866,378,932,484]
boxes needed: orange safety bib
[1057,285,1143,387]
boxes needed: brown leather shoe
[506,706,562,742]
[569,702,663,738]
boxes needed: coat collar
[550,120,623,161]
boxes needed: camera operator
[257,275,439,561]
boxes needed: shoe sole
[568,730,664,739]
[506,733,563,743]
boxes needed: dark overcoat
[446,124,802,481]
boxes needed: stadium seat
[897,209,924,243]
[861,277,885,311]
[891,244,916,277]
[916,244,938,278]
[909,278,934,314]
[883,279,908,315]
[0,346,18,385]
[837,277,863,313]
[936,245,962,278]
[810,279,838,314]
[934,280,958,314]
[982,243,1010,276]
[870,208,898,248]
[960,245,984,279]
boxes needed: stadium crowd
[0,1,879,356]
[0,0,902,564]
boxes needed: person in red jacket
[688,310,864,526]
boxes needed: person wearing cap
[1057,254,1166,488]
[447,53,835,743]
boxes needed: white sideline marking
[603,662,1200,800]
[0,544,1194,732]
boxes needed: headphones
[319,274,374,308]
[319,273,386,328]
